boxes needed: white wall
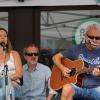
[0,0,96,7]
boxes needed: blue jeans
[72,84,100,100]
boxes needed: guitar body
[50,58,84,90]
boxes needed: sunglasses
[87,35,100,40]
[25,52,39,56]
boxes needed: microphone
[0,42,7,50]
[85,38,92,44]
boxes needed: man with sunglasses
[20,43,57,100]
[52,24,100,100]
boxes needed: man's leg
[88,86,100,100]
[61,84,74,100]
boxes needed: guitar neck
[77,66,94,75]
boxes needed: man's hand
[61,66,71,78]
[12,81,21,89]
[92,67,100,76]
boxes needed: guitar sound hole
[69,68,76,76]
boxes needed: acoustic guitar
[50,58,95,90]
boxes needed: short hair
[23,43,39,54]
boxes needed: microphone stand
[2,45,12,100]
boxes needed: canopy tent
[0,0,100,40]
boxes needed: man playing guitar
[52,24,100,100]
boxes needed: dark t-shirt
[61,43,100,88]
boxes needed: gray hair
[85,24,100,34]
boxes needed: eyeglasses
[25,52,39,56]
[87,35,100,40]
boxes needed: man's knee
[62,84,74,96]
